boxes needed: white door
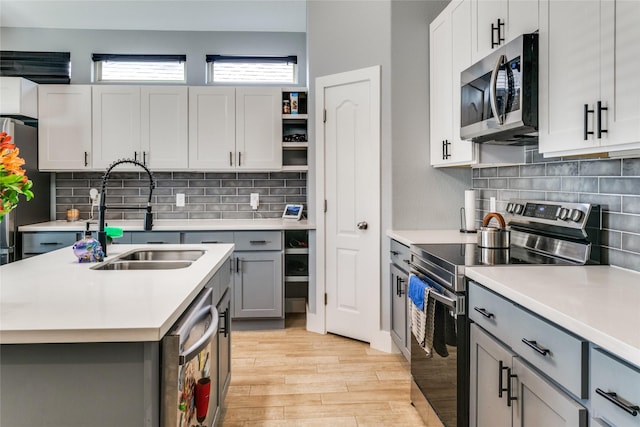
[188,87,236,170]
[235,87,282,170]
[92,85,141,169]
[38,85,92,170]
[318,66,380,343]
[141,86,188,169]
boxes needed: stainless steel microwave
[460,33,538,145]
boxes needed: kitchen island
[0,243,234,427]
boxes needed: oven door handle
[409,269,457,311]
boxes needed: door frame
[310,65,386,350]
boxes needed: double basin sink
[92,249,205,271]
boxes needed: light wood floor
[220,314,431,426]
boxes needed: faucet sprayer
[98,158,156,256]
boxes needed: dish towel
[409,274,437,357]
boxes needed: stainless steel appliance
[409,199,602,427]
[0,118,51,264]
[460,34,538,145]
[162,288,219,427]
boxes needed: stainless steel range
[408,199,602,427]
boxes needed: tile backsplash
[55,171,307,221]
[473,148,640,272]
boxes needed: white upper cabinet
[140,86,188,169]
[471,0,538,63]
[188,87,236,170]
[38,85,92,170]
[0,77,38,118]
[93,85,187,170]
[92,85,141,169]
[539,0,640,156]
[430,0,476,167]
[235,87,282,170]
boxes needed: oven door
[409,273,469,427]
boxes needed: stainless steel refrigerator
[0,118,51,264]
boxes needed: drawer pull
[40,242,62,246]
[249,240,267,244]
[146,241,165,244]
[498,360,509,398]
[201,241,220,244]
[474,307,495,319]
[390,250,400,256]
[596,388,639,416]
[521,338,550,356]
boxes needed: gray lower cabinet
[389,239,410,360]
[183,230,284,322]
[233,251,283,318]
[470,324,588,427]
[22,231,81,258]
[130,231,180,244]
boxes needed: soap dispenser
[72,223,105,263]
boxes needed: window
[206,55,297,84]
[0,51,71,84]
[92,54,186,83]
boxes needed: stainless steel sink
[93,260,193,270]
[118,249,205,262]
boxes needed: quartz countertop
[19,219,314,232]
[0,243,234,344]
[386,229,478,246]
[465,265,640,368]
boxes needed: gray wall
[473,150,640,272]
[0,27,307,86]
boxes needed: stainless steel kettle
[477,212,510,249]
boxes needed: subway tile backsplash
[473,148,640,272]
[55,171,307,221]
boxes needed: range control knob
[558,208,570,220]
[514,204,524,215]
[569,209,584,222]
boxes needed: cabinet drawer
[182,231,234,245]
[468,281,517,345]
[234,231,282,251]
[130,232,180,244]
[390,239,410,271]
[591,347,640,426]
[511,304,588,399]
[22,232,80,255]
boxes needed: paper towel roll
[464,190,476,231]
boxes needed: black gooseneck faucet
[98,159,156,256]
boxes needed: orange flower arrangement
[0,131,33,220]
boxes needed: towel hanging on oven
[409,274,436,357]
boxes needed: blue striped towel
[409,274,430,311]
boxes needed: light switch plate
[250,193,259,210]
[176,193,185,207]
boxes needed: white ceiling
[0,0,307,32]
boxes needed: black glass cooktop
[412,243,575,267]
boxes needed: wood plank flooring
[221,314,433,426]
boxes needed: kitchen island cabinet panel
[21,231,81,258]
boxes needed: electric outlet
[176,193,186,207]
[250,193,259,210]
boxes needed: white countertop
[465,265,640,368]
[387,229,478,246]
[0,243,234,344]
[19,218,315,232]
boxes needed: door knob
[357,221,368,230]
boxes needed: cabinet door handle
[507,368,517,407]
[229,151,233,167]
[521,338,550,356]
[498,360,509,398]
[236,257,240,273]
[250,240,267,244]
[219,306,230,338]
[491,18,505,48]
[474,307,495,319]
[84,151,89,167]
[390,250,400,256]
[595,388,639,416]
[398,277,406,296]
[143,151,147,165]
[584,104,595,140]
[597,100,608,139]
[134,151,138,161]
[238,151,242,166]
